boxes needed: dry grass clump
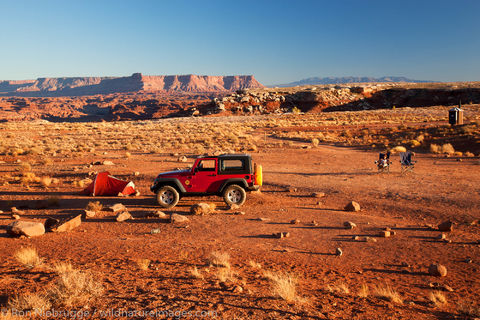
[53,261,74,274]
[326,282,350,294]
[263,270,305,303]
[373,283,403,304]
[358,283,369,298]
[48,268,103,307]
[15,247,42,269]
[7,292,51,313]
[188,266,204,279]
[19,162,31,173]
[248,260,262,269]
[85,201,103,212]
[216,267,237,283]
[135,259,151,271]
[209,251,230,268]
[428,291,447,307]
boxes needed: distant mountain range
[274,76,432,87]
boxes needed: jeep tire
[223,184,246,206]
[156,185,180,208]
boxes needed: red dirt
[0,124,479,319]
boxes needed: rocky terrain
[276,76,431,87]
[0,73,264,97]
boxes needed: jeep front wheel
[223,184,246,206]
[156,186,180,208]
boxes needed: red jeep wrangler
[150,154,262,208]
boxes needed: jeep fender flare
[219,179,248,194]
[152,178,186,194]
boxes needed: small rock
[437,233,446,240]
[312,192,325,198]
[273,232,283,239]
[290,219,300,225]
[134,171,140,176]
[345,201,360,212]
[443,239,452,243]
[229,204,240,210]
[366,237,377,243]
[428,264,447,277]
[310,220,318,226]
[257,217,270,222]
[464,258,473,263]
[232,285,243,293]
[11,207,25,214]
[178,156,188,162]
[379,231,391,238]
[116,211,132,222]
[11,214,20,220]
[401,262,410,267]
[234,211,245,215]
[170,214,189,223]
[343,221,357,229]
[335,248,343,256]
[108,203,127,213]
[102,160,114,166]
[287,187,297,193]
[7,221,45,237]
[282,232,290,238]
[50,214,82,232]
[150,210,167,218]
[438,221,453,232]
[84,210,96,218]
[190,203,212,216]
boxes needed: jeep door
[189,158,222,193]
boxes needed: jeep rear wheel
[223,184,246,206]
[156,186,180,208]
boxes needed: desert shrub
[326,282,350,294]
[135,259,151,271]
[263,270,305,303]
[358,283,369,298]
[7,292,51,313]
[85,201,103,212]
[216,267,236,282]
[373,283,403,304]
[209,251,230,268]
[15,247,42,269]
[188,266,203,279]
[428,291,447,307]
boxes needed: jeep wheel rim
[227,190,242,203]
[160,190,174,204]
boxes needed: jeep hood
[156,169,190,177]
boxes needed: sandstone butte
[0,73,264,96]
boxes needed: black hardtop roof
[197,153,251,159]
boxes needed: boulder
[170,213,189,223]
[190,203,213,215]
[7,221,45,237]
[438,221,453,232]
[116,211,132,222]
[50,214,82,232]
[379,230,391,238]
[108,203,127,213]
[428,264,447,277]
[345,201,360,212]
[343,221,357,229]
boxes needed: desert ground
[0,103,479,319]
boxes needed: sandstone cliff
[0,73,264,96]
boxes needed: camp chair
[375,151,391,173]
[399,151,416,174]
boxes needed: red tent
[82,172,137,196]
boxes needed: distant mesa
[0,73,264,97]
[275,76,432,87]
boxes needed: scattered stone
[366,237,377,243]
[178,155,188,162]
[428,264,447,277]
[443,239,452,243]
[108,203,127,213]
[170,214,189,223]
[390,230,397,236]
[256,217,270,222]
[437,233,446,240]
[290,219,300,225]
[310,220,318,226]
[150,228,161,234]
[379,230,391,238]
[287,187,297,193]
[190,203,213,215]
[50,214,82,232]
[335,248,343,256]
[84,210,96,218]
[232,285,243,293]
[150,210,167,218]
[116,211,132,222]
[429,282,454,292]
[312,192,325,198]
[282,232,290,238]
[464,258,473,264]
[343,221,357,229]
[102,160,114,166]
[134,171,140,176]
[11,214,20,220]
[229,204,240,210]
[234,211,245,215]
[7,221,45,237]
[401,262,410,267]
[135,191,141,196]
[273,232,290,239]
[438,221,453,232]
[11,207,24,214]
[344,201,360,212]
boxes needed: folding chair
[399,151,416,174]
[375,151,391,173]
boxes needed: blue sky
[0,0,478,85]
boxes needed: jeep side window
[220,159,245,173]
[197,159,216,172]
